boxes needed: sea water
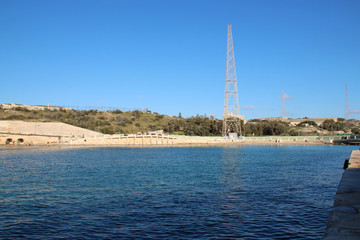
[0,145,358,239]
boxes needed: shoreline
[0,120,336,147]
[0,140,328,149]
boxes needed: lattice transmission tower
[223,24,242,137]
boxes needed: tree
[351,128,360,134]
[289,129,298,136]
[132,110,141,119]
[322,119,336,131]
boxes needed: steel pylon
[222,24,242,137]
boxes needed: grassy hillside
[0,107,222,136]
[1,107,359,136]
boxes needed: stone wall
[0,134,67,145]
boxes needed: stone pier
[323,150,360,239]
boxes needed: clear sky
[1,0,359,120]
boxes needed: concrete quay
[324,150,360,239]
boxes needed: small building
[228,132,238,140]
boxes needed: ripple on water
[0,145,357,239]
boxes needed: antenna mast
[345,84,350,119]
[222,24,243,137]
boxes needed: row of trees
[165,116,223,136]
[245,120,288,136]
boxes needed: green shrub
[113,110,123,114]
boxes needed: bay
[0,145,357,239]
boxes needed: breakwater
[324,150,360,239]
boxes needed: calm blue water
[0,145,358,239]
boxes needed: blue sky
[1,0,359,120]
